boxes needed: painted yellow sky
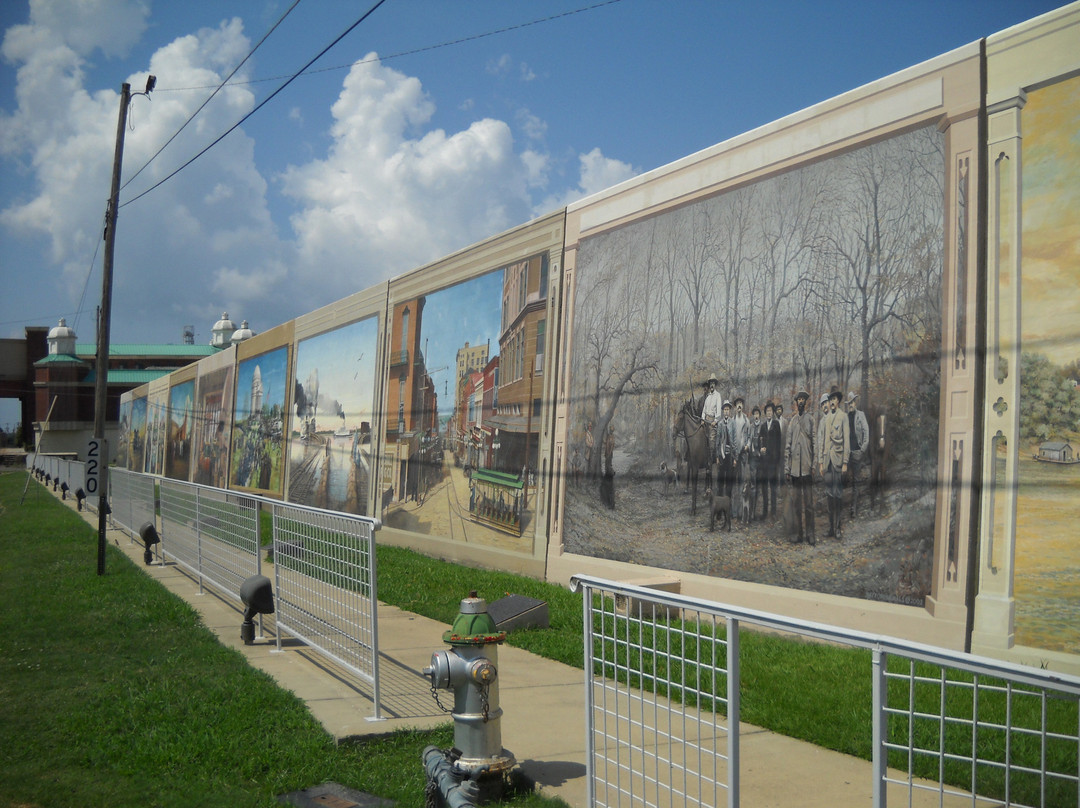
[1022,75,1080,367]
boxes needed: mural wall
[973,6,1080,671]
[230,345,289,495]
[561,125,945,605]
[105,4,1080,666]
[380,261,543,554]
[165,378,195,482]
[1014,74,1080,655]
[192,348,235,488]
[288,317,378,514]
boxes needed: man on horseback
[702,374,723,462]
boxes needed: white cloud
[0,9,288,339]
[1,5,635,342]
[281,54,536,304]
[535,147,639,214]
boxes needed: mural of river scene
[288,318,378,515]
[565,125,945,606]
[1015,74,1080,654]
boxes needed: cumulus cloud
[280,54,537,304]
[1,5,638,341]
[0,10,287,339]
[535,147,639,214]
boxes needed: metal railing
[269,499,382,719]
[109,467,157,539]
[158,478,261,598]
[25,459,384,721]
[146,475,382,720]
[571,575,1080,808]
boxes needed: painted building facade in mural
[379,266,545,552]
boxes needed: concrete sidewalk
[52,487,947,808]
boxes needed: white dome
[47,317,78,355]
[47,317,77,341]
[231,320,255,344]
[212,312,236,332]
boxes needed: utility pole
[93,82,130,575]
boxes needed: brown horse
[673,397,711,516]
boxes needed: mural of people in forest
[564,124,944,607]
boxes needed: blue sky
[0,0,1067,429]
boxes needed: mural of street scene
[165,380,194,482]
[287,318,378,514]
[380,260,547,555]
[564,125,945,606]
[230,347,288,494]
[192,363,234,488]
[1015,74,1080,654]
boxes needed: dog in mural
[660,461,678,494]
[709,490,731,532]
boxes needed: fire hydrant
[422,591,515,805]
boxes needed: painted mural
[288,318,378,514]
[230,347,288,494]
[565,124,945,606]
[116,398,132,470]
[165,380,194,482]
[1015,74,1080,654]
[127,396,147,472]
[381,262,545,553]
[192,363,235,488]
[144,387,168,476]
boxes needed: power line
[155,0,624,92]
[120,0,303,194]
[119,0,389,210]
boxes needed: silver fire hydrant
[422,591,515,806]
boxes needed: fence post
[872,646,887,808]
[581,582,596,808]
[727,617,740,808]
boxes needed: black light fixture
[239,574,275,645]
[60,481,69,500]
[75,488,86,511]
[139,522,159,565]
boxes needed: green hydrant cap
[443,591,507,646]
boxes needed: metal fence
[571,575,1080,808]
[23,460,383,720]
[146,476,382,720]
[26,453,88,507]
[269,499,382,718]
[109,467,157,539]
[158,478,262,598]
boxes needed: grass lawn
[0,472,565,808]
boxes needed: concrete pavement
[45,481,954,808]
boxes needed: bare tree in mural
[566,124,945,604]
[575,229,660,479]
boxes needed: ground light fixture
[139,522,159,565]
[60,481,69,499]
[75,488,85,510]
[239,575,274,645]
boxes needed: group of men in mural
[699,374,871,545]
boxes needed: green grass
[0,473,566,808]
